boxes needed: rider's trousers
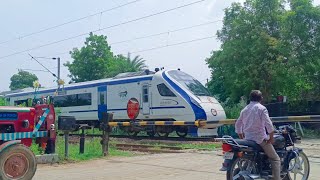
[259,141,281,180]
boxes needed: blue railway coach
[3,69,226,137]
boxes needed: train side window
[14,99,28,106]
[142,86,148,102]
[54,93,91,107]
[54,94,76,107]
[77,93,92,106]
[157,83,176,97]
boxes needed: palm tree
[126,53,147,71]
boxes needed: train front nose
[198,96,226,128]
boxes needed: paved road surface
[34,150,320,180]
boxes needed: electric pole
[57,57,60,84]
[53,57,61,87]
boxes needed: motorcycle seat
[233,139,262,151]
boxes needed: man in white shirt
[235,90,280,180]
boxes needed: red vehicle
[0,103,56,180]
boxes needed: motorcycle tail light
[222,143,232,152]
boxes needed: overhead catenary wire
[28,54,58,79]
[40,20,221,57]
[32,56,57,60]
[0,0,206,61]
[0,0,142,45]
[19,68,50,73]
[130,35,216,54]
[112,20,221,45]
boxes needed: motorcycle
[215,125,310,180]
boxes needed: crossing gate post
[78,125,91,154]
[64,131,69,159]
[79,126,85,154]
[58,116,78,160]
[101,112,113,156]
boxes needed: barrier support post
[297,122,305,137]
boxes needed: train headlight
[22,120,30,128]
[211,109,217,116]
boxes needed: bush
[0,97,5,106]
[218,99,246,137]
[302,126,320,138]
[222,98,246,119]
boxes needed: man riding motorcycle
[235,90,281,180]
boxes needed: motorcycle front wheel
[284,151,310,180]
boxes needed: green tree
[107,53,148,77]
[206,0,320,103]
[280,0,320,100]
[9,70,38,90]
[65,32,114,82]
[125,53,147,71]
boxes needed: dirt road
[34,149,320,180]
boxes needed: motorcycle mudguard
[285,147,303,169]
[289,148,302,159]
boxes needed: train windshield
[168,70,210,96]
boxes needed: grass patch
[31,137,133,162]
[175,143,221,150]
[303,128,320,138]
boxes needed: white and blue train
[3,69,226,137]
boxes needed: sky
[0,0,319,92]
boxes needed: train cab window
[157,83,176,97]
[168,70,210,96]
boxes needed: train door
[142,84,150,115]
[98,86,107,120]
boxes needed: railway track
[114,143,187,153]
[64,136,216,153]
[59,133,217,142]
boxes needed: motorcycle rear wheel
[227,157,256,180]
